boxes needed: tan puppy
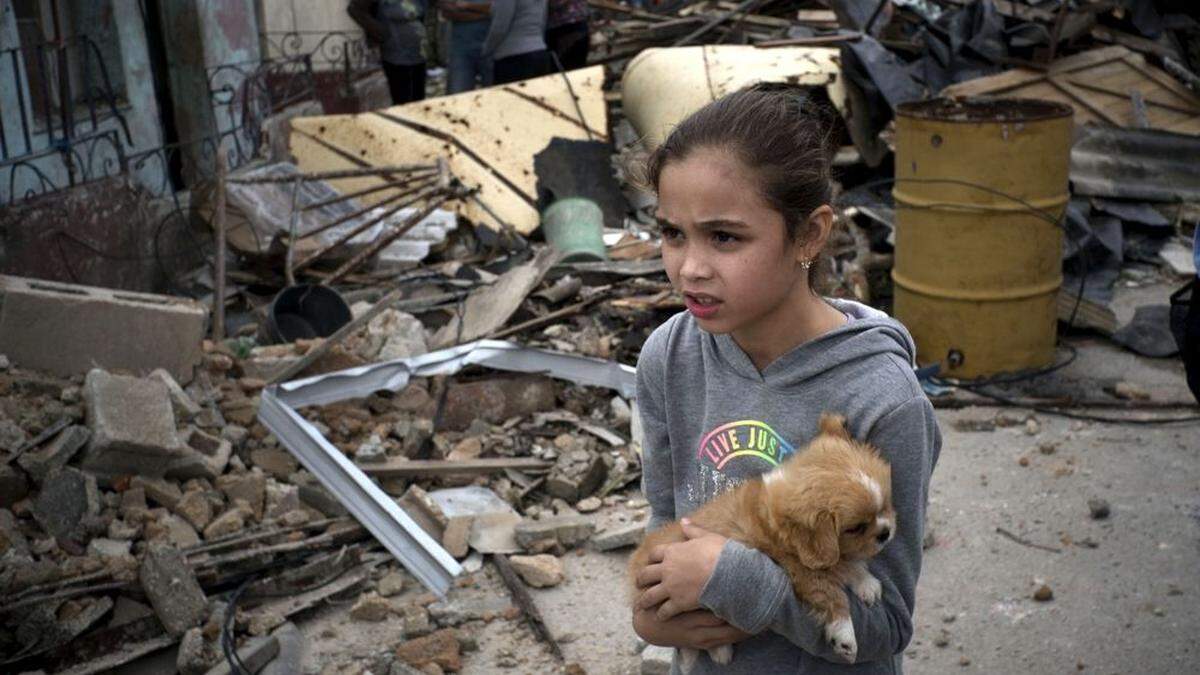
[630,413,895,670]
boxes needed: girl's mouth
[684,293,721,319]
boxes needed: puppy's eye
[845,523,868,535]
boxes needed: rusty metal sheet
[288,67,607,235]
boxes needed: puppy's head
[760,414,895,569]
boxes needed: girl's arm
[480,0,516,58]
[696,396,941,664]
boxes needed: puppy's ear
[818,413,851,440]
[797,509,840,569]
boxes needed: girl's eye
[662,226,683,240]
[845,523,867,535]
[712,231,739,245]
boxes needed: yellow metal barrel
[892,98,1073,379]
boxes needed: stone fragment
[251,448,298,480]
[108,596,154,628]
[641,644,673,675]
[439,376,557,431]
[203,505,248,540]
[544,450,607,503]
[165,427,232,482]
[0,464,30,508]
[173,490,214,531]
[16,425,90,485]
[140,544,207,636]
[1088,498,1111,520]
[0,413,27,453]
[265,480,300,519]
[0,507,30,559]
[298,482,348,517]
[575,496,602,513]
[131,476,183,508]
[427,596,513,627]
[247,609,286,636]
[144,512,201,548]
[87,537,132,558]
[447,437,483,462]
[177,626,218,675]
[203,635,280,675]
[149,368,203,422]
[217,469,266,520]
[1110,381,1151,401]
[351,591,394,622]
[400,605,433,638]
[442,517,472,558]
[1033,583,1054,602]
[378,571,407,597]
[508,554,565,588]
[394,628,462,672]
[399,485,449,541]
[590,521,646,552]
[32,467,101,543]
[355,434,388,463]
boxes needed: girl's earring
[800,259,813,270]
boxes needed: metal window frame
[258,339,637,598]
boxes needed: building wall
[260,0,365,72]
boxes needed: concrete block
[0,275,206,382]
[81,369,188,480]
[165,427,232,482]
[148,369,203,422]
[514,515,595,550]
[140,544,208,637]
[590,521,646,552]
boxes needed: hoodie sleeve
[481,0,516,58]
[698,396,940,664]
[636,327,676,533]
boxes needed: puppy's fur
[629,413,895,670]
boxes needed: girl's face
[656,147,811,337]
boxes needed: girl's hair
[645,82,839,248]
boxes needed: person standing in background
[1183,226,1200,403]
[545,0,589,70]
[349,0,428,105]
[482,0,551,85]
[442,1,494,94]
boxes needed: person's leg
[447,23,475,94]
[410,62,427,102]
[381,61,406,105]
[562,22,589,70]
[1184,279,1200,404]
[493,55,517,85]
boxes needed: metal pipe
[322,191,454,286]
[300,169,436,211]
[294,174,436,243]
[225,164,437,184]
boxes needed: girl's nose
[679,249,713,281]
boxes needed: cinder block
[0,275,206,383]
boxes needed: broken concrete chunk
[203,505,248,540]
[265,480,300,519]
[177,626,219,675]
[81,369,188,480]
[398,485,449,541]
[508,554,565,588]
[32,467,101,543]
[350,591,393,622]
[0,414,28,453]
[514,515,595,551]
[251,448,299,481]
[132,476,183,509]
[87,537,132,558]
[149,368,204,422]
[140,544,208,637]
[217,470,266,521]
[298,482,349,518]
[377,570,407,597]
[545,450,607,503]
[442,517,472,559]
[16,425,90,485]
[173,490,215,531]
[394,628,462,672]
[203,634,280,675]
[590,521,646,552]
[108,596,154,628]
[400,604,433,638]
[0,464,30,508]
[144,512,201,548]
[0,508,30,559]
[166,427,233,482]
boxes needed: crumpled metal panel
[1070,125,1200,202]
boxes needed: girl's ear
[796,205,835,264]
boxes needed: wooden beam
[359,458,552,478]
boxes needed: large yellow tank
[892,98,1073,379]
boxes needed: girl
[630,84,942,673]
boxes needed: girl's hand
[631,606,751,650]
[635,519,728,621]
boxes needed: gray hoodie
[481,0,548,60]
[636,298,942,674]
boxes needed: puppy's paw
[852,573,883,606]
[824,617,857,662]
[678,648,700,674]
[708,644,733,665]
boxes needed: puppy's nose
[876,527,891,544]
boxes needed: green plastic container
[541,198,608,263]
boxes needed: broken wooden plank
[359,458,552,479]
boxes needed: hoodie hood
[708,298,919,386]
